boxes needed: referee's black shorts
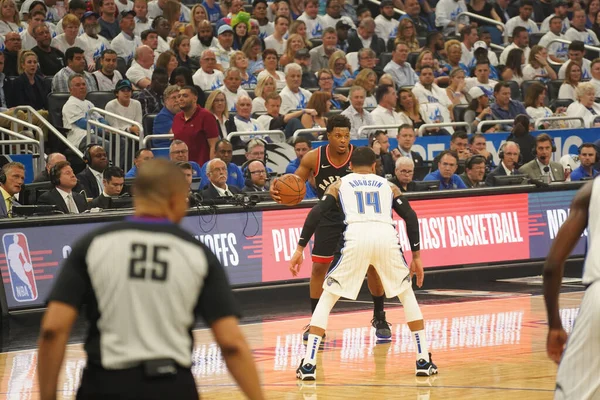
[76,364,198,400]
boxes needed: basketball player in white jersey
[544,179,599,399]
[292,147,438,380]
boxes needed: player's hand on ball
[289,249,304,277]
[269,179,282,203]
[410,258,424,287]
[547,328,567,364]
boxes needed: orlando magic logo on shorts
[327,277,340,287]
[2,233,38,302]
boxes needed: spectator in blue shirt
[570,143,600,180]
[151,85,180,148]
[202,0,222,23]
[285,136,317,199]
[125,148,154,178]
[490,82,527,131]
[169,140,203,178]
[200,139,245,189]
[424,150,467,189]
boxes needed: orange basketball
[274,174,306,206]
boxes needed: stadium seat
[326,110,343,117]
[142,114,156,138]
[507,80,522,101]
[246,89,255,99]
[334,87,351,96]
[529,33,544,46]
[379,52,393,69]
[86,91,116,110]
[547,79,564,101]
[453,104,469,122]
[47,92,70,129]
[550,98,573,111]
[116,57,127,77]
[44,75,53,92]
[311,39,323,48]
[407,52,420,69]
[252,111,267,118]
[417,36,426,47]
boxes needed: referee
[37,159,264,400]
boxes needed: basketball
[274,174,306,206]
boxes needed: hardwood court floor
[0,291,584,399]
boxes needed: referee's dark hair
[326,114,351,134]
[350,146,377,167]
[133,159,189,206]
[103,166,124,181]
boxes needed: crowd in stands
[1,0,600,216]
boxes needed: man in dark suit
[394,125,424,167]
[200,159,241,201]
[0,162,25,218]
[37,161,88,213]
[33,153,67,183]
[347,17,386,54]
[518,133,565,182]
[485,141,522,186]
[77,144,110,199]
[89,166,125,209]
[390,156,417,192]
[242,160,270,192]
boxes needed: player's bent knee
[398,288,423,323]
[310,291,340,330]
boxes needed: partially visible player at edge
[37,159,264,400]
[270,114,392,340]
[543,179,599,399]
[292,147,438,380]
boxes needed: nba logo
[2,233,38,302]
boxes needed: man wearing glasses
[390,156,417,192]
[423,150,467,190]
[169,139,203,178]
[242,160,269,192]
[192,49,224,91]
[3,32,22,77]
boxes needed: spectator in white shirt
[373,0,398,42]
[280,62,312,114]
[133,0,152,35]
[558,60,582,99]
[590,58,600,97]
[105,79,143,134]
[151,16,171,53]
[51,13,87,54]
[459,25,478,67]
[55,0,86,35]
[192,49,224,91]
[522,45,558,82]
[264,15,288,55]
[322,0,355,31]
[111,10,141,64]
[370,84,403,137]
[464,60,498,101]
[297,0,324,39]
[126,45,155,88]
[0,0,21,37]
[116,0,134,13]
[79,11,111,68]
[504,0,539,40]
[354,67,378,108]
[558,40,592,79]
[412,65,453,123]
[233,95,262,136]
[565,9,600,45]
[190,20,217,58]
[435,0,468,36]
[141,28,159,57]
[252,74,276,114]
[539,15,569,63]
[383,41,419,88]
[500,26,530,65]
[341,86,375,139]
[540,0,570,33]
[566,82,600,127]
[217,67,249,111]
[20,10,45,50]
[93,49,123,91]
[524,81,559,125]
[211,24,236,69]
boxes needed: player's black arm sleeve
[392,196,420,252]
[298,194,337,247]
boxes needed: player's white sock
[303,334,322,366]
[412,329,429,362]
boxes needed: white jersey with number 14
[338,173,394,225]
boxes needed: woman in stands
[328,50,353,88]
[163,0,184,37]
[171,35,198,72]
[289,20,312,49]
[464,86,495,133]
[354,68,377,108]
[522,45,557,82]
[445,68,468,106]
[289,0,304,20]
[415,49,448,85]
[257,49,285,89]
[232,12,251,50]
[206,90,235,138]
[317,68,348,109]
[156,50,179,79]
[389,18,419,52]
[50,14,86,54]
[442,40,469,75]
[280,33,306,67]
[566,82,600,127]
[252,74,276,113]
[0,0,21,37]
[501,48,525,86]
[379,74,396,89]
[300,91,330,133]
[524,81,562,129]
[586,0,600,28]
[397,88,430,130]
[230,50,257,89]
[592,12,600,43]
[242,35,264,75]
[558,61,581,100]
[184,4,208,38]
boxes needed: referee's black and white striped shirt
[48,216,240,370]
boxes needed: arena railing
[455,12,505,40]
[534,116,585,129]
[142,134,173,149]
[546,38,600,56]
[0,128,43,173]
[356,124,404,138]
[85,120,140,172]
[227,130,286,143]
[292,128,326,139]
[90,107,144,142]
[476,119,515,133]
[365,0,405,16]
[13,105,84,161]
[417,122,472,136]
